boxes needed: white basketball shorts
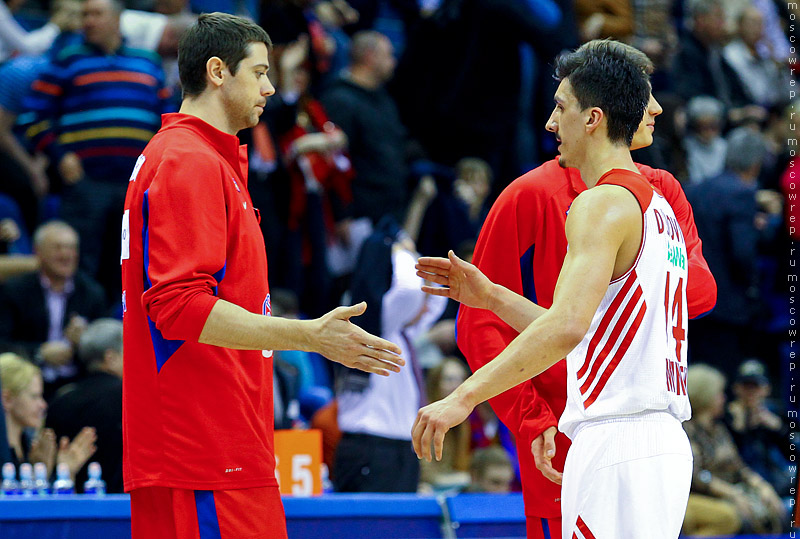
[560,411,693,539]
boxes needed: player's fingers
[447,250,468,268]
[415,270,449,286]
[356,331,403,358]
[420,285,451,297]
[544,438,556,459]
[419,420,435,462]
[416,257,451,270]
[546,469,563,485]
[433,426,446,462]
[351,357,393,376]
[75,427,97,445]
[360,341,404,366]
[411,414,424,458]
[334,302,367,320]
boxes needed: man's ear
[585,107,604,135]
[206,56,226,88]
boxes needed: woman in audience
[683,364,787,536]
[0,352,96,478]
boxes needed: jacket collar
[159,113,249,182]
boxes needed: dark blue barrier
[0,494,444,539]
[445,493,526,538]
[0,494,793,539]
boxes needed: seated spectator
[45,319,123,493]
[684,96,727,184]
[0,352,96,479]
[683,364,786,535]
[464,445,514,494]
[722,5,788,110]
[419,356,471,492]
[686,128,767,373]
[722,0,791,62]
[672,0,751,118]
[468,401,519,488]
[726,359,793,499]
[0,221,107,398]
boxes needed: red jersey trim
[601,170,651,286]
[596,169,654,213]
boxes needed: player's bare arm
[198,300,404,376]
[412,185,642,461]
[417,252,565,483]
[416,250,547,333]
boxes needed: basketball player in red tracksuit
[442,55,715,538]
[121,14,402,539]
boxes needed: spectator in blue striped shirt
[22,0,174,303]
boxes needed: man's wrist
[486,283,501,312]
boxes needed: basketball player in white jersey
[411,39,693,539]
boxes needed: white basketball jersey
[559,170,691,440]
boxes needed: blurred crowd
[0,0,796,534]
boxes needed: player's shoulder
[572,179,645,223]
[143,129,222,180]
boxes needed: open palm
[415,250,494,310]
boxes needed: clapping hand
[57,426,97,477]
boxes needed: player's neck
[577,142,638,188]
[179,96,239,137]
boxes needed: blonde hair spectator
[686,363,726,412]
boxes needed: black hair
[178,12,272,98]
[554,39,653,146]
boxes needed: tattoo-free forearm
[487,283,548,333]
[198,299,314,352]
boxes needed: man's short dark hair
[554,39,653,146]
[178,12,272,98]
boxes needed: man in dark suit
[0,220,106,398]
[686,127,767,377]
[46,318,123,492]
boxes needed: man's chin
[630,135,652,152]
[557,156,568,168]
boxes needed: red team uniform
[121,113,286,539]
[457,159,717,538]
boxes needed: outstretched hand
[411,394,473,462]
[415,250,494,310]
[314,302,404,376]
[531,426,562,485]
